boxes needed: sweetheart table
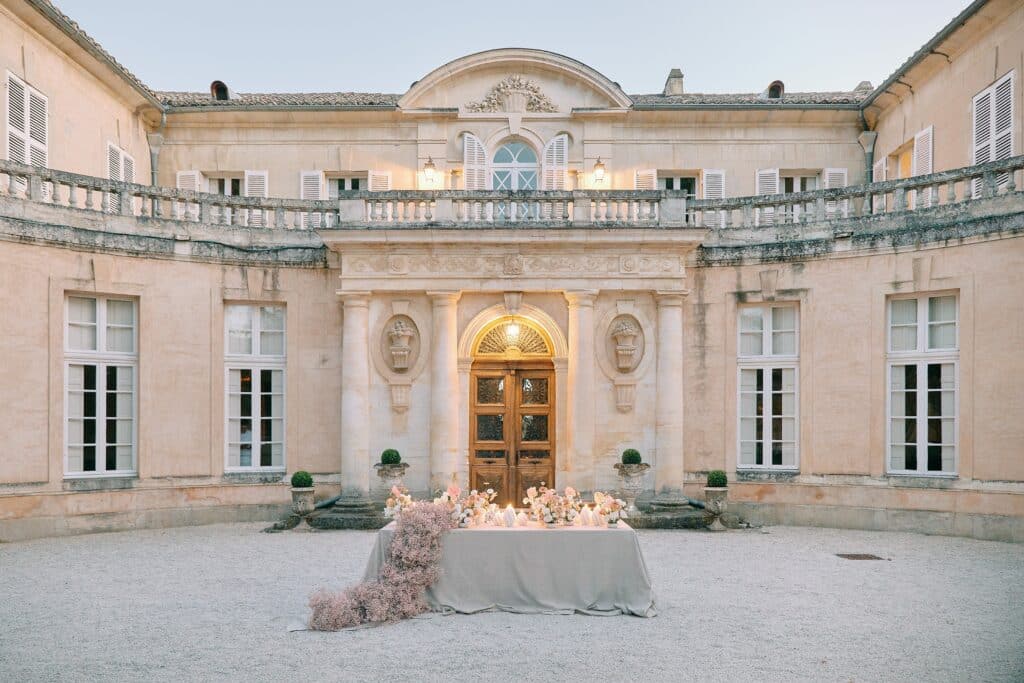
[363,522,657,617]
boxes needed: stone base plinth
[627,506,709,529]
[306,498,387,530]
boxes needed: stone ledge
[63,476,138,492]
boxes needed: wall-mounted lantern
[593,157,606,184]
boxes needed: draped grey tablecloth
[363,522,657,617]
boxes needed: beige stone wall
[871,1,1024,175]
[0,5,152,180]
[0,238,342,497]
[683,235,1024,486]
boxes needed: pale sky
[54,0,969,95]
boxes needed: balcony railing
[1,156,1021,232]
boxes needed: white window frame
[224,304,287,473]
[736,303,800,471]
[885,294,959,477]
[63,295,138,478]
[327,174,366,198]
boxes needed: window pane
[106,326,134,353]
[476,377,504,404]
[260,331,285,356]
[260,306,285,331]
[106,299,134,325]
[928,296,956,323]
[928,322,956,350]
[740,307,764,332]
[521,414,548,442]
[739,441,756,465]
[68,324,97,351]
[476,414,503,441]
[890,299,917,325]
[521,377,548,405]
[771,306,795,331]
[740,332,762,356]
[890,326,918,352]
[68,296,97,324]
[226,305,253,354]
[772,331,796,355]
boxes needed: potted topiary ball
[704,469,728,532]
[613,448,650,515]
[290,470,315,516]
[374,449,410,492]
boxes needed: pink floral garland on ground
[308,501,454,630]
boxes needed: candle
[581,506,593,526]
[516,511,529,527]
[503,504,516,528]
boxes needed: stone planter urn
[387,320,415,371]
[704,487,728,532]
[613,462,651,515]
[375,462,410,491]
[291,487,315,516]
[611,318,640,371]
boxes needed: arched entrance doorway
[469,316,554,506]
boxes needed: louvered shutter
[912,126,933,207]
[27,90,47,169]
[540,134,568,190]
[462,133,488,190]
[367,170,391,192]
[872,158,886,213]
[634,169,657,190]
[7,76,27,165]
[300,170,325,227]
[971,73,1014,197]
[701,169,725,227]
[176,170,203,220]
[824,168,848,218]
[993,74,1014,187]
[244,170,268,227]
[107,144,122,213]
[122,153,134,183]
[755,168,779,225]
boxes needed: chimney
[663,68,684,96]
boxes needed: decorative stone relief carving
[371,301,430,413]
[464,75,559,113]
[346,252,682,279]
[386,318,416,371]
[607,314,644,374]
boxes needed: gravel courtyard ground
[0,523,1022,682]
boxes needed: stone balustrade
[1,156,1021,233]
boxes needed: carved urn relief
[597,305,651,414]
[611,317,640,371]
[387,318,415,371]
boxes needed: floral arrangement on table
[309,501,454,630]
[521,486,627,527]
[592,491,627,524]
[383,485,413,519]
[432,482,498,528]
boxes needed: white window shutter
[872,158,886,213]
[912,127,933,207]
[541,134,569,190]
[755,168,779,225]
[634,169,657,190]
[244,170,268,227]
[367,170,391,192]
[701,169,725,227]
[462,133,488,190]
[300,170,325,227]
[824,167,848,218]
[175,170,203,220]
[27,90,47,168]
[993,73,1014,187]
[107,144,122,213]
[122,153,134,184]
[7,76,27,165]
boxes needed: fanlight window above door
[475,320,550,357]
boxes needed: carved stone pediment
[465,75,558,113]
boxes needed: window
[65,296,137,477]
[208,175,241,223]
[6,73,47,168]
[327,176,364,198]
[972,71,1014,195]
[225,305,286,471]
[887,294,958,475]
[660,175,697,198]
[491,141,538,219]
[737,304,798,470]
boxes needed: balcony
[1,157,1022,236]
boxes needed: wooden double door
[469,361,555,507]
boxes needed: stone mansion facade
[1,0,1023,540]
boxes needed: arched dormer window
[211,80,230,101]
[491,141,538,190]
[767,81,784,99]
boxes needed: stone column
[429,291,460,490]
[339,292,372,499]
[566,290,597,493]
[654,292,686,497]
